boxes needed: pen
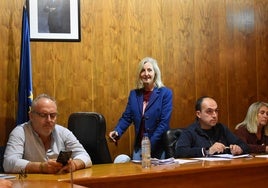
[225,146,230,149]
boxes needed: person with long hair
[235,102,268,153]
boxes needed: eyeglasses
[32,111,58,119]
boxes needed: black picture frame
[27,0,81,42]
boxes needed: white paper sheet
[0,174,16,179]
[211,154,252,159]
[254,154,268,158]
[174,159,200,164]
[192,157,231,161]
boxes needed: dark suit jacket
[114,87,173,158]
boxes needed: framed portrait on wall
[27,0,81,42]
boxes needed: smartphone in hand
[56,150,72,166]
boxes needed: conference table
[12,156,268,188]
[11,180,87,188]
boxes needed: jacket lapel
[136,90,144,115]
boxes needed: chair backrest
[163,128,183,158]
[68,112,112,164]
[0,146,5,173]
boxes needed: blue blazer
[115,87,173,158]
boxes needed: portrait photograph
[28,0,80,41]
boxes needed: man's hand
[229,144,243,155]
[208,142,226,155]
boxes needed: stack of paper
[132,157,176,165]
[211,154,252,159]
[192,154,252,161]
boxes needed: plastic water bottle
[141,133,151,168]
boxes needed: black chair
[0,146,5,173]
[68,112,112,164]
[163,128,183,158]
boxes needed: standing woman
[235,102,268,154]
[109,57,173,160]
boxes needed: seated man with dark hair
[175,96,249,158]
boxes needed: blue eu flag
[17,6,33,125]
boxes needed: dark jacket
[114,87,173,158]
[175,121,249,158]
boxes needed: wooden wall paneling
[54,43,80,126]
[166,0,196,128]
[226,0,258,129]
[217,0,230,127]
[91,0,133,158]
[0,1,22,144]
[225,0,236,129]
[80,0,99,114]
[32,43,56,96]
[194,0,228,125]
[255,0,268,101]
[150,0,165,60]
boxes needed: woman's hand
[109,131,119,142]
